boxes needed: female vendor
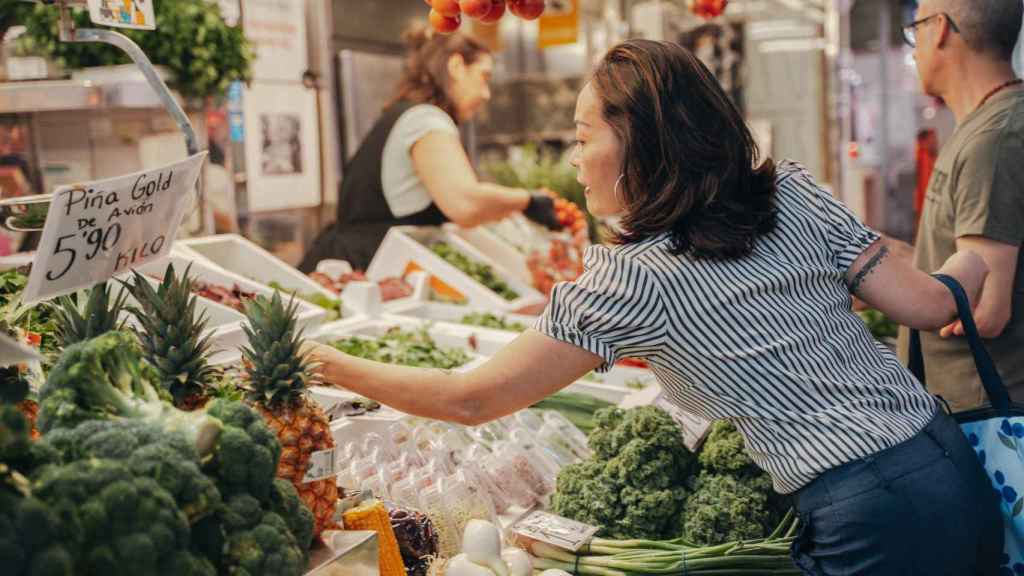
[300,25,562,272]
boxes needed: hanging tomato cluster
[427,0,546,34]
[688,0,728,19]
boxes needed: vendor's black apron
[299,101,449,272]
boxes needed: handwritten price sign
[23,153,206,305]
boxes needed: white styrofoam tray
[180,234,354,318]
[308,320,487,443]
[444,222,533,285]
[138,254,328,353]
[365,226,546,312]
[311,387,410,445]
[310,318,488,371]
[312,316,651,408]
[385,300,538,328]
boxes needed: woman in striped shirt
[311,39,1001,574]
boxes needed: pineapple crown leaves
[51,282,130,350]
[123,262,218,404]
[241,291,318,409]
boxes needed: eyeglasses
[903,13,960,48]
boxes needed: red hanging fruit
[509,0,545,20]
[430,8,462,32]
[479,0,506,23]
[460,0,493,20]
[688,0,728,19]
[433,0,462,18]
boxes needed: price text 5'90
[46,223,123,282]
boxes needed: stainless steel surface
[305,530,380,576]
[0,79,176,113]
[0,80,101,114]
[338,50,403,162]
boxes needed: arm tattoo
[848,246,890,295]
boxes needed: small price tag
[304,448,337,483]
[87,0,157,30]
[510,510,600,553]
[654,391,714,452]
[23,153,206,306]
[0,332,41,366]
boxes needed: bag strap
[909,273,1010,414]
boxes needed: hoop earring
[614,174,625,204]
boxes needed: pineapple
[126,263,218,411]
[242,291,337,539]
[51,281,129,348]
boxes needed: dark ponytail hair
[592,39,777,260]
[388,23,490,123]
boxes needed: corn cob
[343,499,407,576]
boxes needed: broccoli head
[37,331,161,433]
[203,399,281,501]
[680,472,774,546]
[190,401,312,575]
[44,419,221,524]
[268,478,315,555]
[0,481,74,576]
[37,332,223,459]
[197,494,307,576]
[31,458,212,575]
[552,407,697,540]
[223,510,306,576]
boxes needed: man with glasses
[900,0,1024,412]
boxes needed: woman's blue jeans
[791,407,1003,575]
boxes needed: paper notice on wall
[242,0,308,82]
[86,0,157,30]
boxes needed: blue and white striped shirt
[536,160,937,494]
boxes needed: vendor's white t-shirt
[381,104,459,218]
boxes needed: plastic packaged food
[390,474,423,510]
[420,482,461,557]
[509,428,562,483]
[480,451,540,509]
[386,501,439,576]
[495,442,554,497]
[536,421,589,464]
[462,459,514,515]
[541,410,591,457]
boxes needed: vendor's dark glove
[523,193,564,231]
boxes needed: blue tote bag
[909,274,1024,571]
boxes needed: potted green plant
[16,0,252,101]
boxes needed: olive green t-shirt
[899,88,1024,411]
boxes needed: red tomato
[509,0,544,20]
[479,0,506,23]
[460,0,493,19]
[429,9,462,32]
[433,0,462,17]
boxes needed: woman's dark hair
[591,39,777,260]
[389,23,491,123]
